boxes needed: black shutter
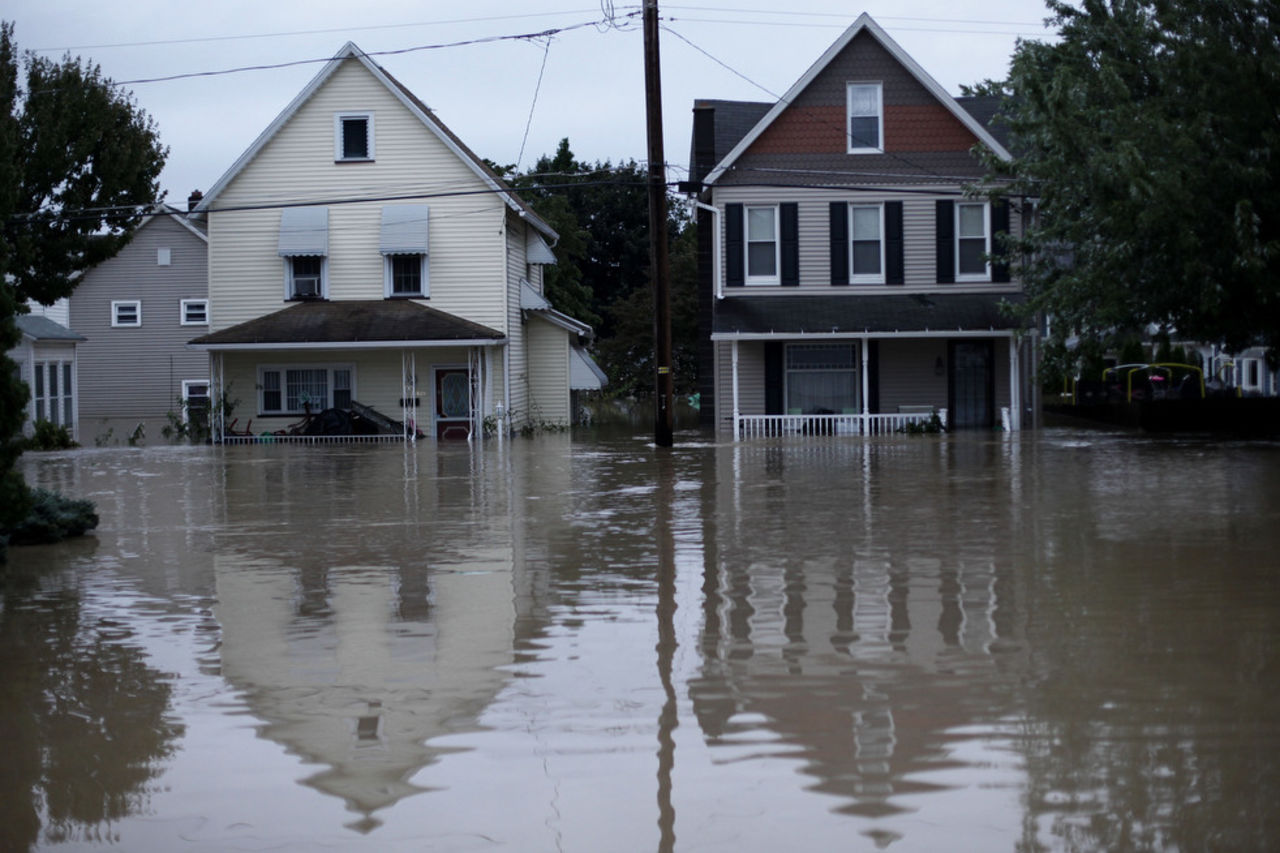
[867,339,880,414]
[765,342,784,414]
[991,198,1011,283]
[936,200,955,284]
[780,203,799,286]
[885,201,904,285]
[829,202,849,285]
[726,204,744,287]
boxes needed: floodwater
[4,428,1279,852]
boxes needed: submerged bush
[4,488,99,548]
[24,419,77,450]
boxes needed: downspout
[690,199,722,299]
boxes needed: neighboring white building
[190,42,602,442]
[9,299,84,441]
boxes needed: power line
[517,38,554,168]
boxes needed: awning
[278,207,329,256]
[526,231,557,264]
[380,204,430,254]
[570,345,608,390]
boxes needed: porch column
[860,336,870,416]
[401,349,417,444]
[731,340,741,439]
[210,352,224,444]
[1008,335,1021,432]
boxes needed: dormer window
[335,112,374,161]
[847,83,882,153]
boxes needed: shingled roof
[189,300,505,349]
[712,293,1025,337]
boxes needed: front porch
[735,410,944,438]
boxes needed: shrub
[5,488,99,547]
[25,419,77,450]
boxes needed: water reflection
[7,432,1280,851]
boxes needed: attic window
[847,83,882,153]
[335,112,374,161]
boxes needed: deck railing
[220,433,411,445]
[735,411,943,439]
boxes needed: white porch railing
[735,411,944,439]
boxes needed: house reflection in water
[210,446,519,831]
[688,439,1029,822]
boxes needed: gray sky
[6,1,1057,203]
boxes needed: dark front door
[435,368,471,440]
[949,340,995,429]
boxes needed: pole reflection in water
[5,430,1280,851]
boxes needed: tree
[0,23,167,540]
[981,0,1280,368]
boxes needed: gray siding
[69,213,208,439]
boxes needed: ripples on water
[4,430,1279,851]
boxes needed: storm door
[434,368,471,440]
[948,340,994,429]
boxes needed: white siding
[526,318,570,425]
[505,215,529,422]
[208,58,508,332]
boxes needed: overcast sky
[6,1,1057,204]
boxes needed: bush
[24,419,77,450]
[4,488,99,547]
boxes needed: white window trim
[849,202,886,285]
[846,82,884,155]
[111,300,141,327]
[157,247,171,266]
[283,256,328,301]
[745,204,781,286]
[334,111,375,162]
[257,364,356,415]
[955,201,992,282]
[31,359,75,429]
[180,298,209,326]
[383,253,429,298]
[181,379,211,424]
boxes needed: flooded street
[5,429,1280,852]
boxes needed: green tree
[981,0,1280,366]
[0,23,166,542]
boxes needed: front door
[435,368,471,440]
[949,340,994,429]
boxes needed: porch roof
[17,315,85,342]
[711,292,1025,339]
[189,299,505,351]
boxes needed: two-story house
[689,14,1034,437]
[190,43,600,442]
[69,203,210,443]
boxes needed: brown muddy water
[4,428,1280,852]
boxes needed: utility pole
[644,0,675,447]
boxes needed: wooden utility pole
[644,0,675,447]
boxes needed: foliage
[898,413,946,435]
[23,419,77,450]
[4,487,98,546]
[978,0,1280,369]
[0,22,166,536]
[161,385,237,444]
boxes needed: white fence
[735,410,944,439]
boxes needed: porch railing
[735,411,944,439]
[219,433,410,445]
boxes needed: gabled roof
[17,315,85,342]
[149,203,207,241]
[192,42,556,240]
[703,13,1012,187]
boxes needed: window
[849,204,884,282]
[182,380,210,427]
[278,207,329,299]
[847,83,883,153]
[31,361,74,427]
[335,112,374,161]
[112,300,141,327]
[157,248,171,266]
[746,206,779,283]
[956,202,990,279]
[181,299,209,325]
[786,344,859,414]
[258,365,355,414]
[380,205,430,297]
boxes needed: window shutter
[726,204,744,287]
[991,199,1011,283]
[764,342,784,414]
[885,201,904,285]
[935,200,955,283]
[780,203,799,286]
[829,202,849,285]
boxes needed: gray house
[69,204,209,443]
